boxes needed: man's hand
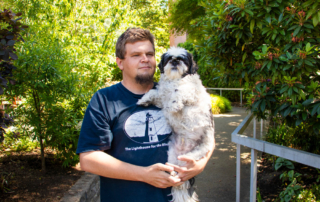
[165,149,213,182]
[141,163,183,188]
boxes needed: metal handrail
[206,88,244,106]
[231,113,320,202]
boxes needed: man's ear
[157,53,166,73]
[116,57,124,70]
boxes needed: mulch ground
[257,152,319,201]
[0,150,84,202]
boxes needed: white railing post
[236,143,241,202]
[250,117,257,202]
[250,149,258,202]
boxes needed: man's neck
[121,80,154,95]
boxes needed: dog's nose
[171,59,179,66]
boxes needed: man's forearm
[79,150,182,188]
[80,151,145,181]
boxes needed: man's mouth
[140,66,151,70]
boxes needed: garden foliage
[1,0,170,168]
[0,9,27,142]
[169,0,320,154]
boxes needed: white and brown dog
[138,47,215,202]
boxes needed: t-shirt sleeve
[76,91,113,154]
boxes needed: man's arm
[165,147,214,182]
[80,150,182,188]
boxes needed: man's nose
[141,54,149,62]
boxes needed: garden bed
[257,153,320,201]
[0,150,84,202]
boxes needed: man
[76,28,213,202]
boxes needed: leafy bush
[0,9,27,142]
[266,123,320,154]
[210,94,232,114]
[6,36,86,171]
[1,128,39,152]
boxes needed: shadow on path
[196,107,252,202]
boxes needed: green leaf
[304,59,313,66]
[311,103,320,116]
[284,44,292,52]
[313,15,319,27]
[278,13,283,22]
[250,19,255,34]
[261,60,268,69]
[283,64,291,71]
[7,40,15,46]
[252,51,261,56]
[293,26,301,36]
[288,25,299,31]
[302,98,314,106]
[302,112,307,120]
[306,42,312,52]
[262,45,267,54]
[279,56,287,61]
[267,60,272,69]
[303,24,314,29]
[260,99,266,112]
[284,107,292,117]
[288,87,293,96]
[293,87,298,93]
[280,85,289,94]
[244,9,254,16]
[242,52,247,63]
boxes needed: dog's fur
[137,47,215,202]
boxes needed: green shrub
[210,94,232,114]
[266,123,320,155]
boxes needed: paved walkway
[196,107,252,202]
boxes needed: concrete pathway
[196,107,253,202]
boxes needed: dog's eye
[176,57,183,61]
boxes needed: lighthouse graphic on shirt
[124,110,172,144]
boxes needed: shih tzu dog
[137,47,215,202]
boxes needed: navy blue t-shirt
[76,82,173,202]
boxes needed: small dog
[137,47,215,202]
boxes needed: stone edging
[60,172,100,202]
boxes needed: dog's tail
[171,178,199,202]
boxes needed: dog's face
[158,47,198,80]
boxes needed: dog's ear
[187,52,198,74]
[157,53,167,73]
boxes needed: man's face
[117,40,156,85]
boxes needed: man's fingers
[168,175,181,184]
[178,155,195,163]
[155,163,174,173]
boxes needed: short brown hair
[116,28,155,59]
